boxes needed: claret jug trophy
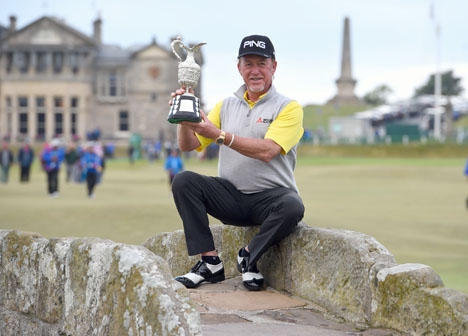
[167,36,206,123]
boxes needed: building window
[70,97,79,137]
[109,72,117,97]
[36,52,47,73]
[18,96,28,115]
[69,52,79,74]
[7,112,12,136]
[17,52,30,73]
[54,113,63,136]
[98,70,127,99]
[6,96,12,109]
[37,113,46,141]
[18,96,28,107]
[119,110,129,131]
[54,96,64,112]
[53,51,64,73]
[19,113,28,134]
[36,96,46,109]
[70,97,78,108]
[6,96,13,136]
[6,52,13,73]
[71,112,78,136]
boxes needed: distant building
[0,15,203,144]
[327,16,361,105]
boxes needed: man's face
[238,55,277,95]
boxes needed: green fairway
[0,155,467,294]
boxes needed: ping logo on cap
[243,40,266,49]
[238,34,275,58]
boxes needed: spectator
[64,143,80,183]
[0,141,14,183]
[80,142,103,199]
[17,142,35,182]
[41,139,64,197]
[464,158,468,209]
[164,148,184,188]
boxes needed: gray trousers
[171,171,305,266]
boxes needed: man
[164,148,184,187]
[0,142,14,183]
[41,139,64,197]
[17,142,35,182]
[465,158,468,209]
[80,142,103,199]
[170,35,305,291]
[64,143,79,183]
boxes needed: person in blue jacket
[80,142,103,199]
[464,158,468,209]
[41,139,64,197]
[164,148,184,188]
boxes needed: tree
[363,84,393,105]
[413,70,464,97]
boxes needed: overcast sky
[2,0,468,109]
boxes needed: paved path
[189,276,404,336]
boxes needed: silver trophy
[168,36,206,124]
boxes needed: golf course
[1,148,467,295]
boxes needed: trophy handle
[171,36,185,62]
[171,37,207,63]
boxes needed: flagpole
[434,23,442,140]
[431,1,442,140]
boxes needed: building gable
[132,42,171,60]
[3,16,96,48]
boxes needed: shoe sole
[243,282,264,291]
[176,272,225,289]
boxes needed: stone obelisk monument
[327,16,361,105]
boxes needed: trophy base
[167,94,202,124]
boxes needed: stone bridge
[1,223,467,335]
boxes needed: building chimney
[93,17,102,44]
[9,16,17,33]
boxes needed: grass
[0,154,467,295]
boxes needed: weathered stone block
[267,224,396,326]
[144,223,397,326]
[143,224,257,278]
[372,263,468,335]
[0,230,201,336]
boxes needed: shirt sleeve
[265,100,304,154]
[194,101,223,151]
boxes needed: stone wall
[2,223,467,335]
[0,230,201,336]
[143,223,468,335]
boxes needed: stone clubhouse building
[0,15,204,145]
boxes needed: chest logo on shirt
[256,117,273,124]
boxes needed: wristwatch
[215,131,226,145]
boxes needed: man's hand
[168,87,195,105]
[179,111,220,140]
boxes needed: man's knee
[274,193,304,229]
[172,171,198,194]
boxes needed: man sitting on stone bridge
[168,34,305,291]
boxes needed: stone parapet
[1,223,467,336]
[0,230,201,336]
[143,223,468,335]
